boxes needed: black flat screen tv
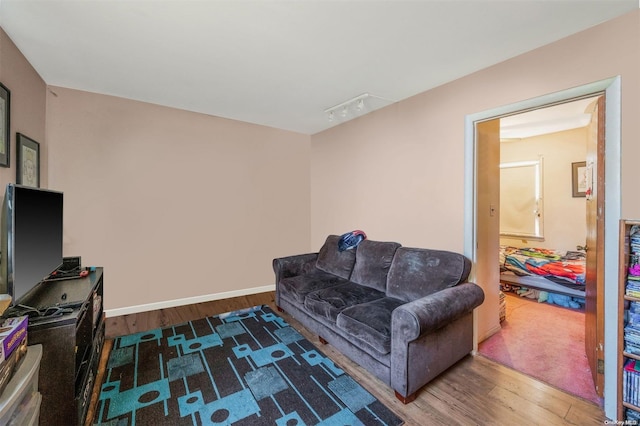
[0,184,64,307]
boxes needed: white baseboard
[104,284,275,318]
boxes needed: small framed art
[0,83,10,167]
[16,133,40,188]
[572,161,587,198]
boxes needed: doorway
[477,96,600,402]
[463,77,621,419]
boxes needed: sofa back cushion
[349,240,401,291]
[386,247,471,302]
[316,235,357,279]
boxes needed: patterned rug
[93,305,404,425]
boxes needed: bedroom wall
[0,28,47,190]
[46,87,311,312]
[499,127,588,252]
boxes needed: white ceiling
[500,96,598,139]
[0,1,637,135]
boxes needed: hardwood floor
[88,291,609,425]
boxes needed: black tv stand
[20,267,104,425]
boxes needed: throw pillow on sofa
[387,247,472,302]
[316,235,357,279]
[350,240,401,292]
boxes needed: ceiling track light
[324,93,395,123]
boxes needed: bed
[499,245,586,298]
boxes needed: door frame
[463,77,621,419]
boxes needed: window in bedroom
[499,157,544,240]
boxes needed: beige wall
[0,28,47,189]
[2,24,313,313]
[46,88,311,311]
[500,127,588,251]
[311,97,470,250]
[311,11,639,250]
[310,11,639,278]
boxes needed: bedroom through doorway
[476,96,604,403]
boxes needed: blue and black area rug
[94,305,404,425]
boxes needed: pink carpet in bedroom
[478,292,602,405]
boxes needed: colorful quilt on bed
[499,245,586,289]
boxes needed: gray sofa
[273,235,485,403]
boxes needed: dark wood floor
[87,291,609,426]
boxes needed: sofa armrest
[390,282,484,400]
[392,282,485,342]
[273,253,319,282]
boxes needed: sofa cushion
[279,270,349,304]
[316,235,357,279]
[387,247,472,302]
[349,240,401,291]
[337,297,405,355]
[304,282,385,323]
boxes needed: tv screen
[0,184,64,306]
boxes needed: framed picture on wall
[16,133,40,188]
[572,161,587,198]
[0,82,10,168]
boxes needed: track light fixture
[324,93,395,124]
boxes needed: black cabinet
[22,268,104,425]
